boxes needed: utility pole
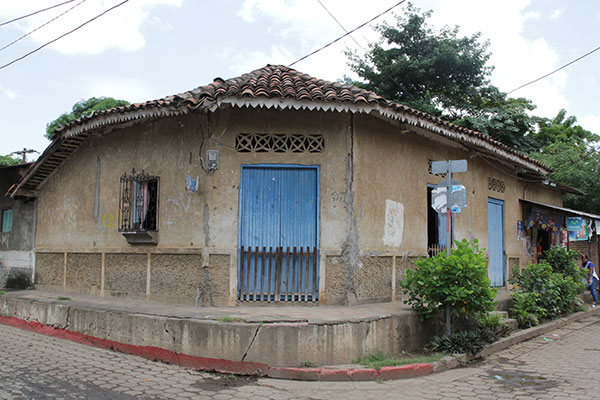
[10,148,39,162]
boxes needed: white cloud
[579,115,600,136]
[0,0,183,55]
[550,8,564,20]
[234,0,571,119]
[78,74,163,103]
[0,84,18,99]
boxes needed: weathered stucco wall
[34,106,349,304]
[0,165,36,286]
[350,113,563,291]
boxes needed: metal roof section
[10,65,552,198]
[520,199,600,220]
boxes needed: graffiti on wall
[0,233,8,249]
[101,213,116,230]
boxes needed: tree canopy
[345,3,600,213]
[346,3,492,118]
[0,154,22,166]
[530,110,600,213]
[46,96,129,139]
[345,3,538,151]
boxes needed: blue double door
[488,198,505,287]
[238,165,319,300]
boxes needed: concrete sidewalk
[0,288,521,381]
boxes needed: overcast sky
[0,0,598,160]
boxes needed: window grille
[235,133,324,153]
[119,169,159,232]
[488,177,505,193]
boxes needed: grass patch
[354,352,446,370]
[217,316,244,323]
[57,296,71,301]
[0,290,5,295]
[299,360,316,368]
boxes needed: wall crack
[342,114,361,305]
[241,324,261,362]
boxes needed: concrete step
[499,317,518,330]
[488,310,509,318]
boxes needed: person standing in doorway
[582,254,598,307]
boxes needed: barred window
[119,169,159,233]
[235,133,324,153]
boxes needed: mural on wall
[526,208,561,232]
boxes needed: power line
[315,0,363,50]
[0,0,130,71]
[0,0,76,27]
[0,0,87,53]
[508,44,600,94]
[289,0,407,67]
[314,0,407,97]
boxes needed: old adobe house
[10,65,579,306]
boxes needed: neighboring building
[0,163,36,287]
[7,65,588,305]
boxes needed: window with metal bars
[118,169,159,233]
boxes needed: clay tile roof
[10,64,551,198]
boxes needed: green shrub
[400,239,496,333]
[512,261,583,319]
[543,247,581,277]
[510,291,544,328]
[430,330,486,355]
[476,312,502,328]
[430,323,512,355]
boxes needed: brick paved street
[1,312,599,399]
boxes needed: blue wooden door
[488,198,505,287]
[238,165,319,300]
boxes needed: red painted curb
[0,316,268,376]
[319,368,352,381]
[0,315,434,381]
[378,363,433,380]
[348,368,378,381]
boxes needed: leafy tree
[346,3,491,117]
[451,87,539,151]
[345,3,538,151]
[46,97,129,139]
[0,154,22,166]
[530,110,600,213]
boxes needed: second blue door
[488,198,505,287]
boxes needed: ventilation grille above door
[235,133,324,153]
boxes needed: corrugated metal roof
[520,199,600,220]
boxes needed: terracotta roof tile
[12,64,549,198]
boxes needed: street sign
[432,183,468,214]
[431,159,467,175]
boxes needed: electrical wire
[315,0,363,50]
[288,0,406,67]
[0,0,129,71]
[314,0,407,98]
[508,44,600,94]
[0,0,87,53]
[0,0,76,27]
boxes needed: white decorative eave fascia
[62,105,188,138]
[212,97,550,175]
